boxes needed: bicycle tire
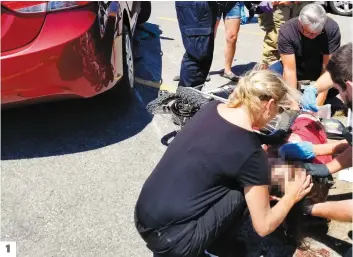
[176,87,210,109]
[146,93,177,114]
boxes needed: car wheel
[118,24,135,95]
[137,1,151,24]
[329,1,352,16]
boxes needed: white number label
[0,241,16,257]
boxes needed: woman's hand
[284,167,313,203]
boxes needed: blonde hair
[228,70,301,116]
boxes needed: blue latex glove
[301,86,318,112]
[278,142,315,160]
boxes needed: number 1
[6,244,10,253]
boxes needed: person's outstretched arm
[278,140,350,160]
[313,139,350,156]
[326,146,352,174]
[316,68,333,106]
[310,200,353,222]
[299,146,352,177]
[281,54,298,89]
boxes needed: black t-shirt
[278,17,341,81]
[136,101,270,229]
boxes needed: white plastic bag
[315,104,331,119]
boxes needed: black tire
[176,87,210,109]
[116,24,135,96]
[343,247,352,257]
[329,1,352,16]
[137,1,151,24]
[161,130,179,146]
[146,93,176,114]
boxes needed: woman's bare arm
[244,169,312,237]
[244,185,296,237]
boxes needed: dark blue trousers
[175,1,217,88]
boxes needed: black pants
[175,1,217,88]
[344,247,352,257]
[135,189,246,257]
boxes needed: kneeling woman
[134,70,313,257]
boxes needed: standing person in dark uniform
[175,1,218,88]
[134,70,313,257]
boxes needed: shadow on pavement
[209,61,258,76]
[134,22,164,106]
[1,91,152,160]
[1,23,166,160]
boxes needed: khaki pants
[258,2,311,66]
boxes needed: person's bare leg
[224,18,240,74]
[311,199,353,222]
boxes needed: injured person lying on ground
[267,109,353,225]
[258,107,352,177]
[263,110,335,209]
[232,111,336,257]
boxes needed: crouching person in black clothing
[134,70,313,257]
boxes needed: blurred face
[269,160,328,203]
[336,81,352,109]
[299,21,322,39]
[270,161,305,194]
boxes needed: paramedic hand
[278,142,315,160]
[256,129,292,145]
[301,86,318,112]
[302,163,331,177]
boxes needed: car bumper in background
[1,5,121,106]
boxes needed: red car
[1,1,151,107]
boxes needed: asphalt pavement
[1,2,352,257]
